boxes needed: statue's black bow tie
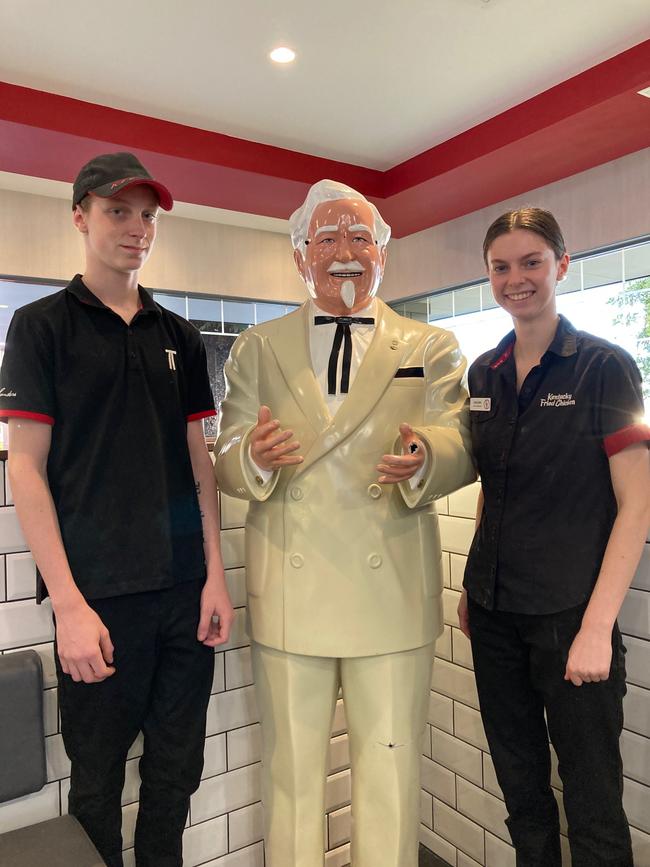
[314,316,375,326]
[314,315,375,394]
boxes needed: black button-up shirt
[464,315,650,614]
[0,275,216,600]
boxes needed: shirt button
[367,553,382,569]
[367,484,382,499]
[130,352,136,359]
[290,486,303,501]
[289,553,304,568]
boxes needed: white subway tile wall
[1,469,649,867]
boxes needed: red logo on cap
[110,177,137,189]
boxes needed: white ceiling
[2,0,650,170]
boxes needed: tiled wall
[1,462,648,867]
[424,481,650,867]
[0,458,352,866]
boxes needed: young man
[0,152,234,867]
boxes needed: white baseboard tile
[485,830,515,867]
[191,762,261,825]
[420,821,460,866]
[206,684,259,736]
[422,755,456,807]
[227,723,261,771]
[432,727,483,786]
[183,814,228,867]
[433,796,484,864]
[428,691,454,734]
[228,801,264,852]
[456,777,510,844]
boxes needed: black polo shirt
[464,315,650,614]
[0,275,216,601]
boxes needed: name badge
[470,397,492,411]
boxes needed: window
[0,280,300,437]
[389,238,650,414]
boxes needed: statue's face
[295,198,386,315]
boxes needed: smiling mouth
[329,271,363,278]
[506,290,534,301]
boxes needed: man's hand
[197,576,236,647]
[457,590,471,639]
[55,598,115,684]
[376,423,425,484]
[564,624,613,687]
[250,406,303,472]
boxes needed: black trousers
[55,579,215,867]
[468,598,632,867]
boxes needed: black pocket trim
[395,367,424,378]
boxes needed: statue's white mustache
[327,260,365,276]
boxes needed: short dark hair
[483,208,566,264]
[76,195,92,213]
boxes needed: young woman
[458,208,650,867]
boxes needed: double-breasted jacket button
[290,486,303,501]
[289,553,304,568]
[367,553,382,569]
[367,483,382,499]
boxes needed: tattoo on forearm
[195,480,201,496]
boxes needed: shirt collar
[66,274,160,316]
[544,314,578,358]
[489,314,578,369]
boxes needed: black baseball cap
[72,152,173,211]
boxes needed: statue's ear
[294,248,306,281]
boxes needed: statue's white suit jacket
[215,299,476,658]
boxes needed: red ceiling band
[0,38,648,237]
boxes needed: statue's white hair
[289,179,391,256]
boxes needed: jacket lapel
[266,303,331,436]
[296,300,412,475]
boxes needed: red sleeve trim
[0,409,55,425]
[603,423,650,458]
[187,409,217,422]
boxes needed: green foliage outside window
[609,278,650,400]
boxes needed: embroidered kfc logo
[540,392,575,407]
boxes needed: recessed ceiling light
[270,47,296,64]
[638,87,650,98]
